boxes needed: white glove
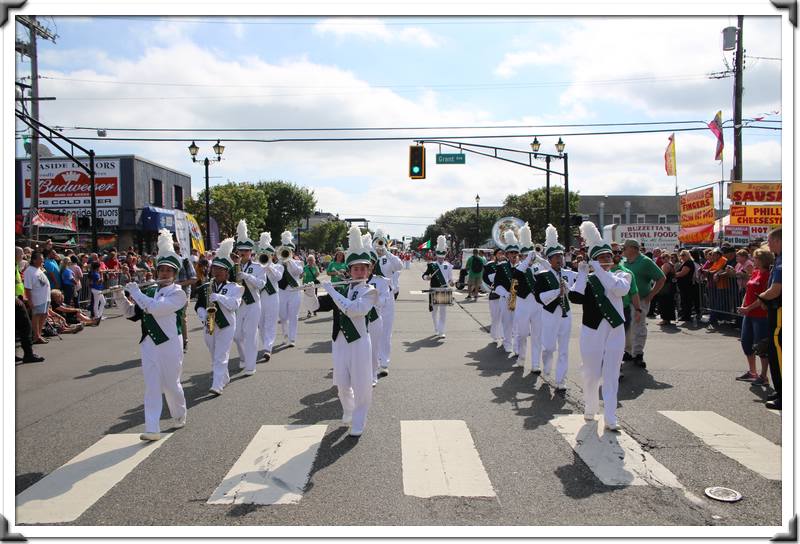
[125,282,140,293]
[197,308,208,323]
[209,293,220,302]
[578,262,589,275]
[590,260,602,272]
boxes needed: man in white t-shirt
[23,251,51,343]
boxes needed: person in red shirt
[735,248,774,385]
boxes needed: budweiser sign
[21,158,120,208]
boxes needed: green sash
[587,275,624,328]
[523,268,535,293]
[335,284,361,343]
[366,307,379,323]
[281,268,298,289]
[262,276,276,295]
[429,264,446,287]
[139,286,181,345]
[212,282,231,329]
[375,259,385,277]
[241,263,257,304]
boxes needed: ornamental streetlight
[475,194,481,247]
[188,140,224,249]
[530,137,570,247]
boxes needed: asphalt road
[14,261,782,528]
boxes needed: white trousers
[91,288,105,319]
[259,292,280,354]
[501,301,515,351]
[278,290,301,342]
[234,300,261,372]
[541,309,572,386]
[431,304,447,335]
[368,315,384,381]
[332,334,373,434]
[489,297,503,341]
[379,298,395,367]
[141,335,187,434]
[514,296,543,368]
[204,322,236,391]
[580,320,625,427]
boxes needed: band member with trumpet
[484,247,506,347]
[568,221,631,431]
[195,238,244,396]
[276,231,304,347]
[533,224,577,392]
[258,232,283,362]
[320,226,379,437]
[233,220,266,376]
[422,235,454,339]
[118,228,188,441]
[373,229,403,372]
[364,234,392,384]
[512,223,549,375]
[494,230,520,355]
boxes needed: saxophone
[205,281,216,335]
[508,278,518,311]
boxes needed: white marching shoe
[604,422,620,432]
[342,412,353,425]
[173,415,187,428]
[139,432,162,441]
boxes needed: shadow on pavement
[16,472,45,495]
[288,386,339,424]
[616,367,673,402]
[74,359,141,380]
[464,343,516,377]
[518,382,572,431]
[554,450,617,500]
[305,341,332,354]
[302,427,360,495]
[402,336,443,353]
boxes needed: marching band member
[365,234,392,384]
[484,248,506,347]
[494,230,520,355]
[195,238,244,396]
[119,229,188,441]
[258,232,283,362]
[512,223,549,375]
[233,220,265,376]
[569,222,631,431]
[533,225,577,392]
[276,231,304,347]
[373,229,403,373]
[422,235,453,338]
[321,227,379,437]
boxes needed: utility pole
[732,15,744,181]
[17,16,57,244]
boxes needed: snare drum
[431,288,454,305]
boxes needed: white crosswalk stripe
[550,415,683,488]
[400,420,495,498]
[207,425,327,505]
[16,434,171,524]
[659,411,781,481]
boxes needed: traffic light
[409,145,425,179]
[570,214,584,226]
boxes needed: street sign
[436,153,466,165]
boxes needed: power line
[41,125,781,144]
[80,16,572,26]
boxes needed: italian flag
[418,240,432,250]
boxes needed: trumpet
[276,245,293,261]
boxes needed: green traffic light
[412,166,420,174]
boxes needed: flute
[284,278,365,292]
[102,279,172,295]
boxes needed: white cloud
[313,18,441,48]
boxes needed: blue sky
[16,16,783,237]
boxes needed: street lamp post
[531,136,570,246]
[188,140,224,250]
[475,194,481,247]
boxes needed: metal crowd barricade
[700,276,743,324]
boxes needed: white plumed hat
[235,219,254,250]
[544,224,564,258]
[212,237,235,271]
[518,222,533,254]
[579,221,612,260]
[280,230,295,250]
[435,235,447,256]
[155,228,181,270]
[503,229,519,253]
[258,232,274,254]
[346,226,371,266]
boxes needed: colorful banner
[418,240,432,250]
[30,208,77,231]
[614,224,680,250]
[707,111,724,161]
[664,133,677,176]
[679,188,715,227]
[185,213,206,254]
[729,205,781,226]
[678,224,714,244]
[728,182,782,203]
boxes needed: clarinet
[560,275,569,318]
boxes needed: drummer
[422,235,454,339]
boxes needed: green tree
[185,182,269,241]
[420,207,502,252]
[299,220,349,253]
[502,186,580,244]
[255,180,317,239]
